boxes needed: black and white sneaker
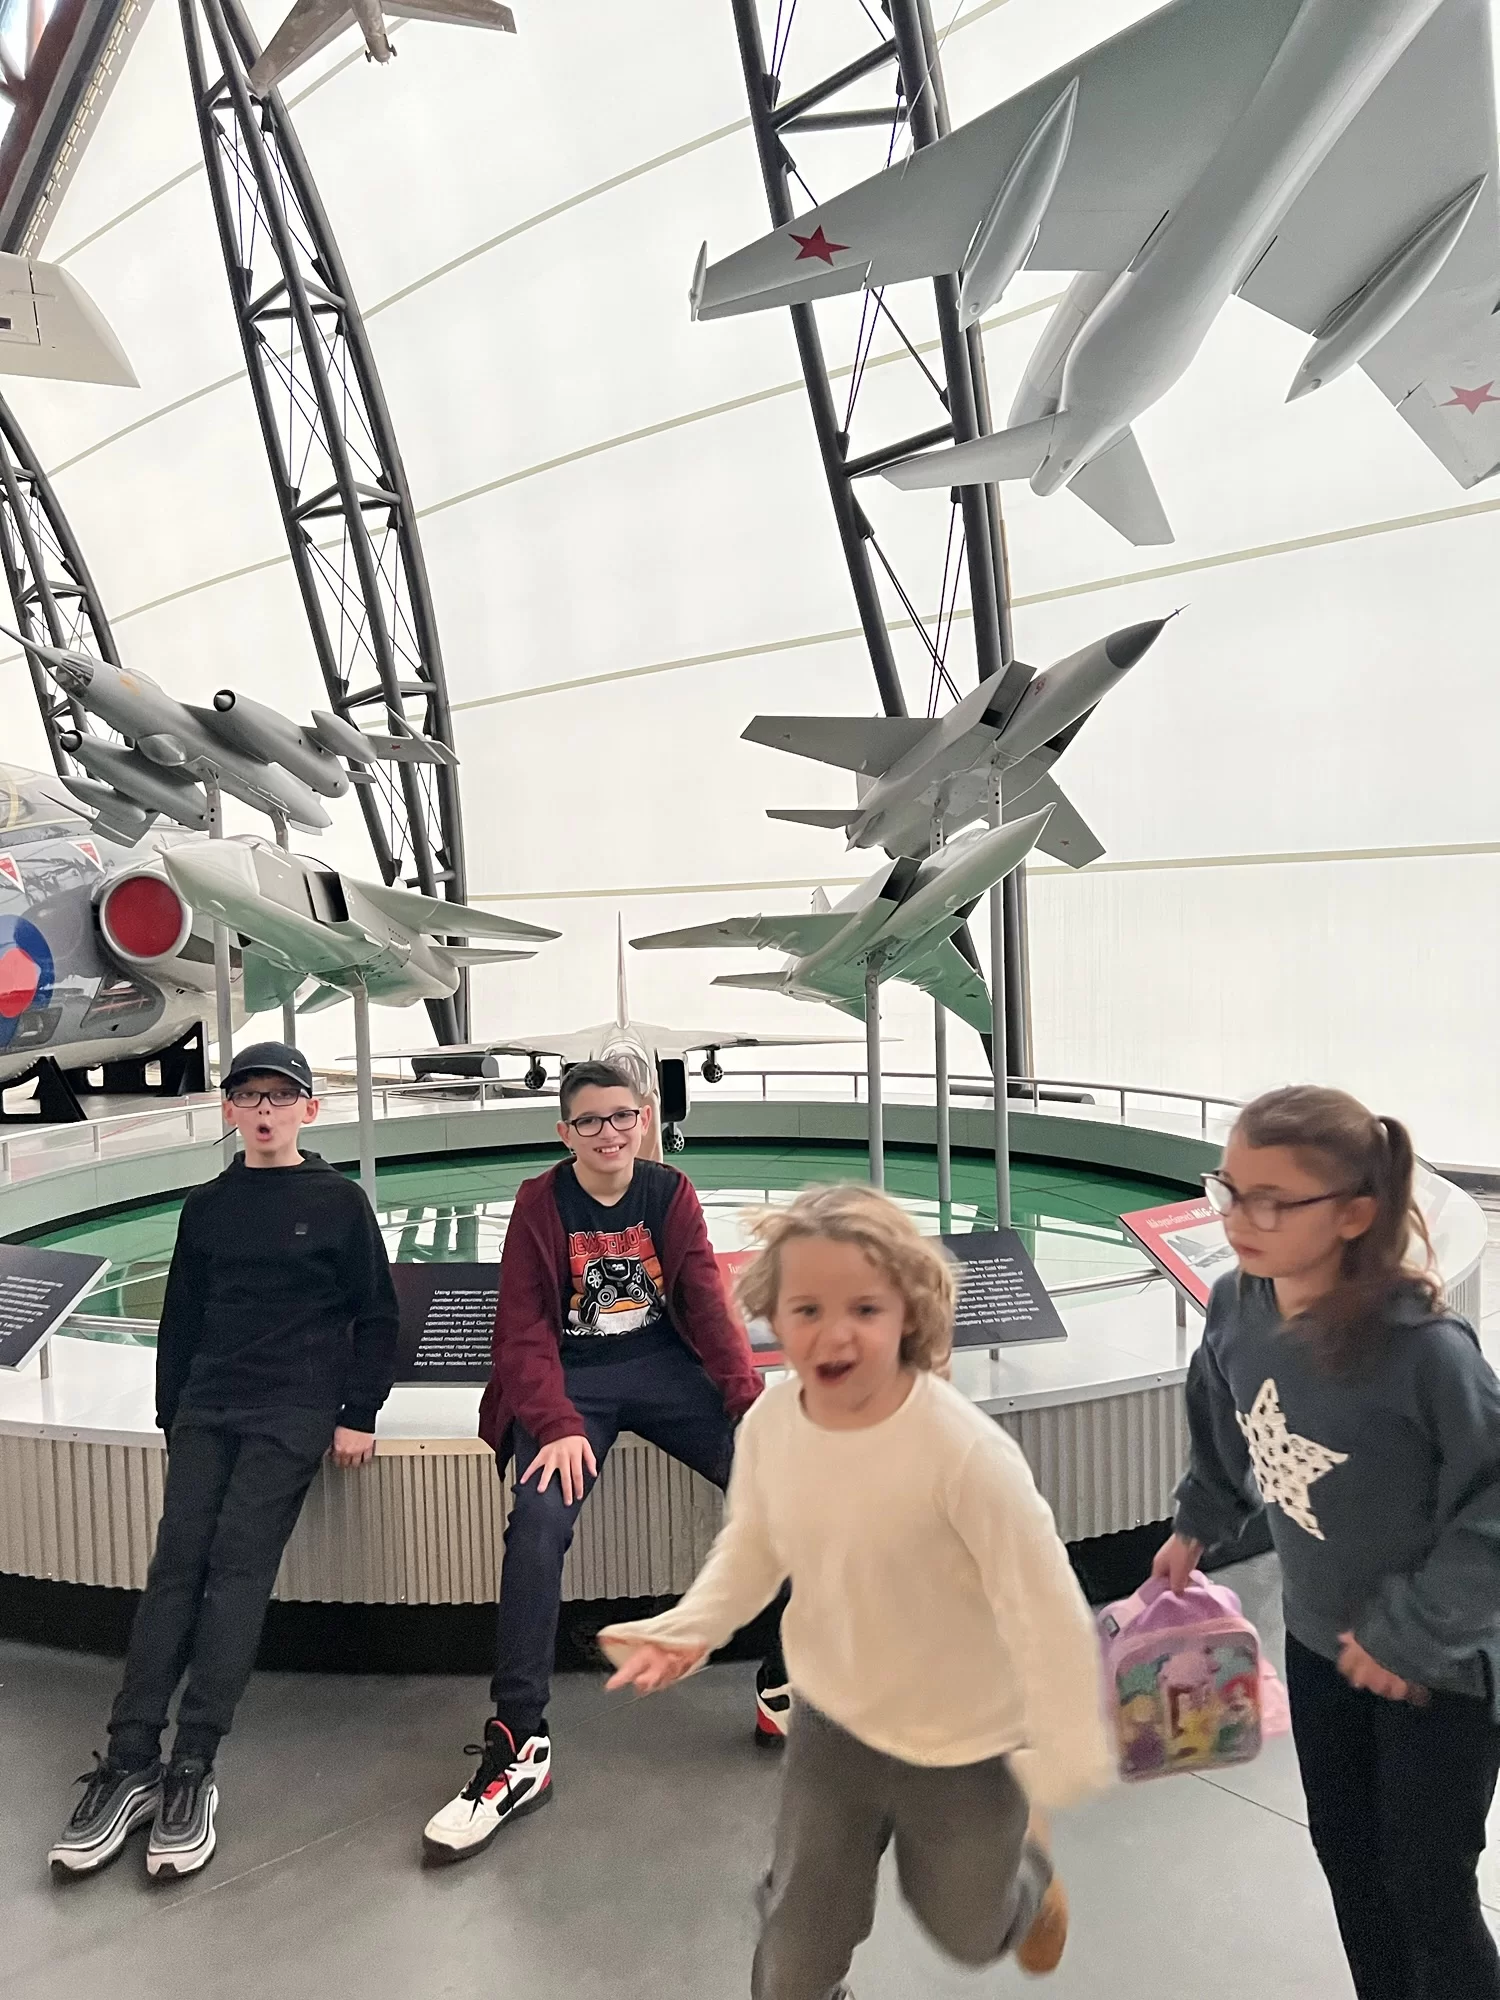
[145,1756,218,1880]
[755,1667,792,1749]
[422,1720,552,1864]
[48,1754,161,1875]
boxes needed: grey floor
[8,1555,1498,2000]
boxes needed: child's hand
[331,1426,375,1468]
[521,1435,598,1505]
[1151,1533,1204,1595]
[603,1640,707,1695]
[1337,1632,1410,1702]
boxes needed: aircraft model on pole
[3,624,452,845]
[247,0,515,94]
[371,921,858,1154]
[747,619,1167,868]
[631,810,1050,1037]
[692,0,1500,545]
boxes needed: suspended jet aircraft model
[373,922,857,1153]
[747,618,1167,867]
[248,0,516,94]
[692,0,1500,545]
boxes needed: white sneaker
[755,1668,792,1748]
[422,1720,552,1864]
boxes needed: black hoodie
[155,1152,399,1434]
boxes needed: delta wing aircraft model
[748,619,1166,868]
[373,923,858,1152]
[692,0,1500,545]
[631,810,1050,1034]
[248,0,516,94]
[0,764,243,1100]
[161,840,557,1019]
[3,623,451,843]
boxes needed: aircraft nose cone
[1104,619,1169,670]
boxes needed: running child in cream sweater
[601,1184,1110,1997]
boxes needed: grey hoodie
[1174,1272,1500,1707]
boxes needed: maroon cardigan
[477,1163,763,1466]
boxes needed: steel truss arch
[179,0,469,1043]
[0,390,117,773]
[727,0,1032,1070]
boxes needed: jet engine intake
[98,871,193,966]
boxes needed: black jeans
[491,1339,784,1738]
[109,1406,335,1767]
[1287,1631,1500,2000]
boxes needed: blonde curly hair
[735,1183,956,1372]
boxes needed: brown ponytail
[1234,1085,1442,1373]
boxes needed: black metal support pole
[180,0,468,1042]
[729,0,906,717]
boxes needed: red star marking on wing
[790,225,848,266]
[1442,382,1500,414]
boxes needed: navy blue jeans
[491,1338,782,1737]
[1287,1632,1500,2000]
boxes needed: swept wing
[1237,0,1500,488]
[695,0,1302,319]
[630,912,851,956]
[893,936,994,1036]
[741,715,933,775]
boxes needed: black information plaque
[392,1264,498,1384]
[942,1229,1067,1348]
[0,1242,107,1370]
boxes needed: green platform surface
[34,1143,1188,1344]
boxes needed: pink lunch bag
[1097,1573,1264,1781]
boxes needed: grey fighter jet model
[248,0,515,95]
[0,764,248,1096]
[3,624,451,843]
[161,838,557,1017]
[371,921,857,1152]
[693,0,1500,545]
[748,619,1166,868]
[632,810,1049,1036]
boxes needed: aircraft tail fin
[616,913,629,1027]
[811,887,831,914]
[768,808,858,833]
[1066,428,1174,546]
[882,414,1055,491]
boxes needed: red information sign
[715,1248,783,1368]
[1117,1198,1237,1309]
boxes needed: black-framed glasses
[227,1085,305,1109]
[565,1107,641,1138]
[1202,1171,1356,1232]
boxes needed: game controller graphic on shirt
[567,1222,666,1336]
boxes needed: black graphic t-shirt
[553,1160,679,1365]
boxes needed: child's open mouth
[815,1359,856,1384]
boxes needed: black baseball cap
[223,1041,314,1097]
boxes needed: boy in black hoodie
[49,1041,399,1883]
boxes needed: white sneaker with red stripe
[755,1666,792,1748]
[422,1720,552,1863]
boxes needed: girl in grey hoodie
[1157,1084,1500,2000]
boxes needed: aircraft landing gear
[664,1122,686,1154]
[524,1060,547,1092]
[700,1054,724,1084]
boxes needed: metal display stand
[724,0,1031,1215]
[350,980,378,1207]
[179,0,470,1044]
[864,959,884,1186]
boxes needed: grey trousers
[753,1704,1051,2000]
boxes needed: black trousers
[1287,1631,1500,2000]
[109,1406,335,1766]
[492,1340,785,1739]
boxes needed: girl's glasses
[565,1108,642,1138]
[1202,1171,1354,1231]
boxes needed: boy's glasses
[227,1086,305,1109]
[565,1108,641,1137]
[1202,1171,1354,1231]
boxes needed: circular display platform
[31,1142,1185,1332]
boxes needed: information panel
[943,1230,1067,1347]
[392,1264,498,1383]
[0,1242,107,1370]
[1118,1198,1234,1309]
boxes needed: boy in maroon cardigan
[422,1061,790,1863]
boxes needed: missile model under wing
[748,620,1166,867]
[249,0,516,94]
[632,810,1050,1036]
[162,840,557,1014]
